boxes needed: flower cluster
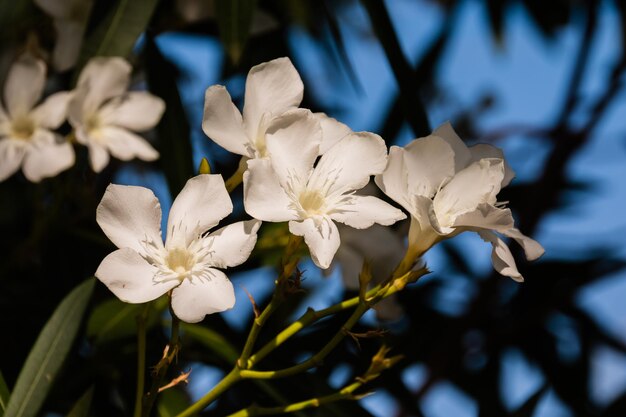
[93,56,543,323]
[0,54,164,182]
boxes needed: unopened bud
[198,158,211,174]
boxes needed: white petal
[170,269,235,322]
[452,203,514,233]
[289,217,340,269]
[35,0,74,17]
[4,55,46,117]
[0,139,25,181]
[202,85,251,157]
[403,134,456,198]
[502,228,545,261]
[478,230,524,282]
[433,122,472,173]
[242,57,303,139]
[95,248,176,303]
[99,92,165,131]
[77,57,131,114]
[52,20,85,71]
[166,175,233,246]
[88,141,110,173]
[99,126,159,162]
[433,158,505,227]
[469,143,515,187]
[31,91,73,129]
[264,109,320,187]
[331,195,405,229]
[407,210,442,257]
[243,158,298,222]
[316,112,352,154]
[96,184,163,255]
[206,220,261,268]
[22,132,74,182]
[375,146,411,211]
[309,132,387,196]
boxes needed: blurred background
[1,0,626,416]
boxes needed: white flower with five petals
[243,110,406,269]
[69,57,164,172]
[375,122,544,281]
[95,174,260,323]
[0,54,74,182]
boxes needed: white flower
[243,109,406,269]
[69,57,164,173]
[375,122,544,281]
[202,57,304,159]
[0,54,74,182]
[34,0,93,71]
[95,174,261,323]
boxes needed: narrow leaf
[66,387,94,417]
[180,323,239,363]
[3,279,95,417]
[0,369,10,413]
[87,296,167,344]
[156,389,188,417]
[216,0,257,65]
[76,0,160,72]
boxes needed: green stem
[175,368,242,417]
[226,381,362,417]
[225,156,248,192]
[133,304,150,417]
[238,234,302,368]
[248,283,384,367]
[240,304,369,380]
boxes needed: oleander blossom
[375,122,544,281]
[34,0,93,71]
[202,57,348,160]
[0,54,74,182]
[69,57,164,173]
[243,109,406,269]
[95,174,261,323]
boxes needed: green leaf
[0,0,34,41]
[76,0,160,72]
[0,369,10,414]
[180,323,239,363]
[66,387,94,417]
[156,389,188,417]
[3,279,95,417]
[216,0,257,65]
[87,296,167,345]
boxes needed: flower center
[165,247,196,276]
[299,189,326,215]
[11,117,35,140]
[86,113,103,136]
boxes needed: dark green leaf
[66,387,94,417]
[76,0,160,72]
[156,389,188,417]
[216,0,257,65]
[4,279,95,417]
[181,323,239,364]
[87,296,167,344]
[0,369,10,413]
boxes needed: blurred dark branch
[322,1,365,96]
[361,0,430,137]
[554,1,597,128]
